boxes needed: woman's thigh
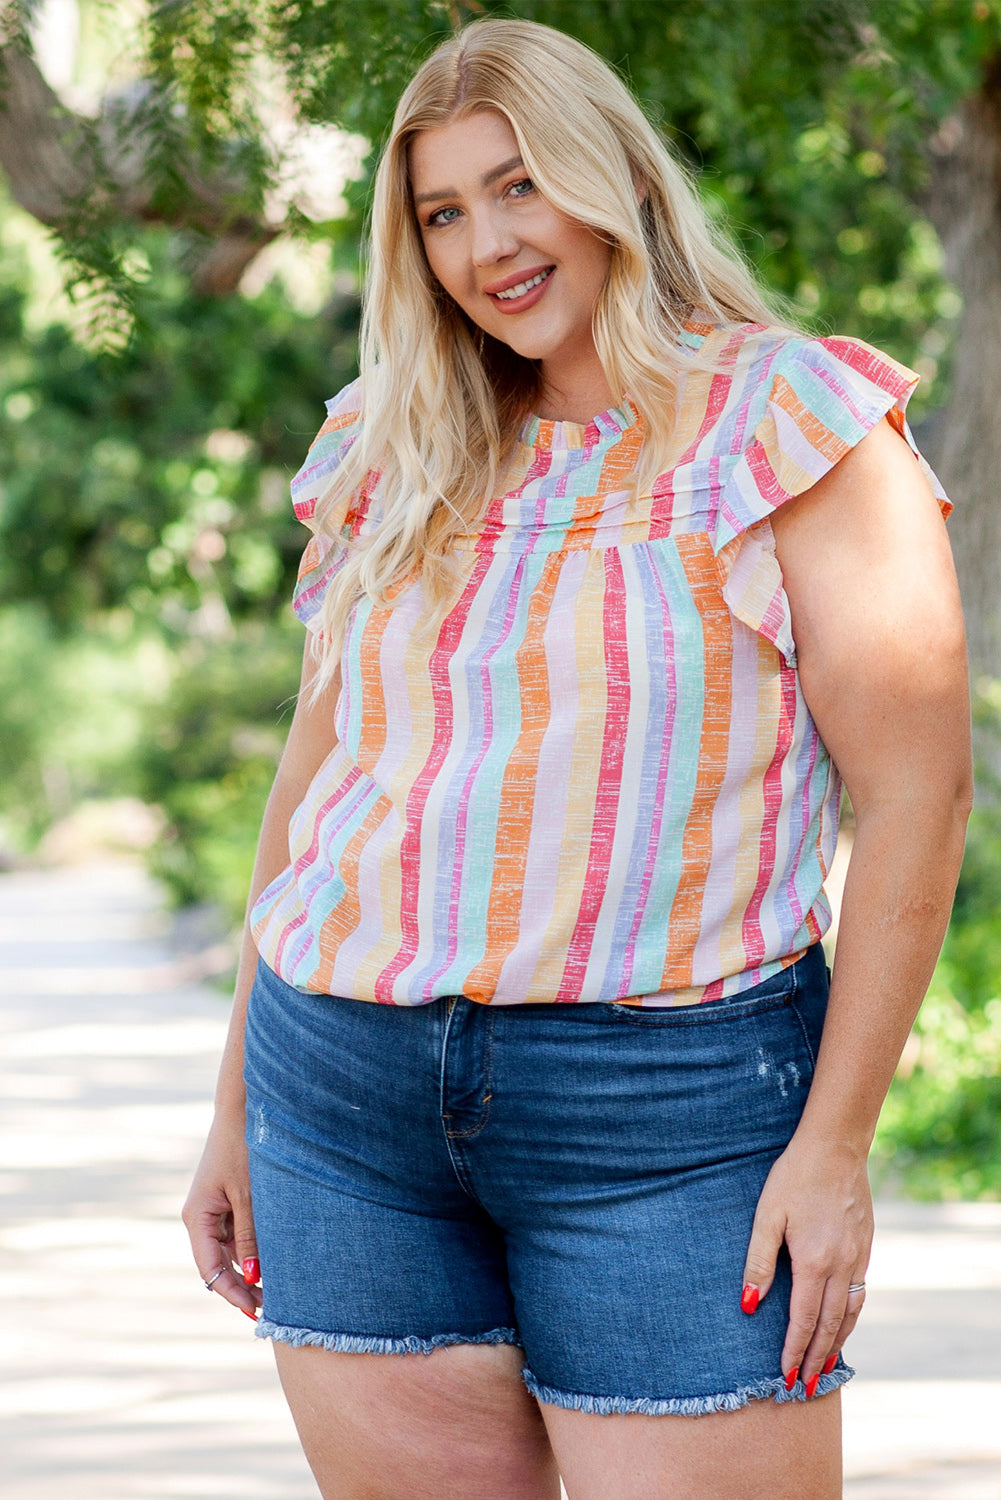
[274,1340,561,1500]
[541,1387,841,1500]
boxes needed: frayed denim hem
[256,1319,523,1357]
[521,1361,854,1416]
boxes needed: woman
[184,19,971,1499]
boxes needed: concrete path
[1,859,999,1499]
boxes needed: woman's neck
[534,358,617,424]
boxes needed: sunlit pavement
[1,859,999,1500]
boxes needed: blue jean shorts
[243,941,853,1416]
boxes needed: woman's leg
[243,971,556,1497]
[540,1389,841,1500]
[274,1340,561,1500]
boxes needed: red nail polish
[822,1353,837,1374]
[784,1365,799,1392]
[242,1257,260,1285]
[241,1308,258,1322]
[740,1284,760,1314]
[805,1372,820,1398]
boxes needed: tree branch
[0,39,279,294]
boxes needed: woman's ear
[632,169,649,208]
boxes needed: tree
[2,0,1000,671]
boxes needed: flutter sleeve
[712,334,951,666]
[289,377,365,635]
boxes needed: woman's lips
[487,266,555,314]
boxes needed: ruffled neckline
[516,314,713,452]
[517,397,640,452]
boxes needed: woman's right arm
[182,637,342,1318]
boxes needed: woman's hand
[182,1108,263,1321]
[741,1130,873,1395]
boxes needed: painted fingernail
[805,1372,820,1398]
[822,1353,838,1374]
[784,1365,799,1392]
[241,1307,259,1322]
[242,1257,260,1285]
[740,1284,760,1314]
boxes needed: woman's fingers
[744,1134,874,1393]
[790,1274,848,1392]
[810,1280,867,1383]
[183,1172,262,1319]
[741,1193,786,1312]
[781,1261,829,1390]
[784,1273,868,1393]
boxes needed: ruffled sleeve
[289,378,365,635]
[712,334,951,667]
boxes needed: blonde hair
[309,17,801,689]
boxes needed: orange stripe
[661,533,733,984]
[461,553,563,1003]
[570,421,646,521]
[768,375,848,467]
[354,602,393,772]
[313,793,393,994]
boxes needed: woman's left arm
[742,415,973,1394]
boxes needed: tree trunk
[923,52,1001,683]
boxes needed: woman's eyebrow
[413,155,525,206]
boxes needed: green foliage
[0,602,165,847]
[0,209,359,632]
[0,182,356,887]
[133,620,304,913]
[872,680,1001,1200]
[15,0,995,400]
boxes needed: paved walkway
[1,858,999,1499]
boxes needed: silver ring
[847,1281,866,1294]
[203,1266,227,1291]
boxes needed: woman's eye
[426,205,461,227]
[508,178,534,199]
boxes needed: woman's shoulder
[702,319,919,410]
[322,375,364,428]
[291,376,365,528]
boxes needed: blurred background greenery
[1,0,999,1197]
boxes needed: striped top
[251,317,949,1006]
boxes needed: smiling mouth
[492,266,555,301]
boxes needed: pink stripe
[785,719,820,933]
[740,668,798,965]
[292,767,364,880]
[373,553,494,1002]
[651,367,732,531]
[426,556,527,992]
[818,337,913,400]
[555,550,629,1001]
[615,555,677,999]
[272,767,366,974]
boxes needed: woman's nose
[470,208,519,267]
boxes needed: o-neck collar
[517,396,640,452]
[516,314,714,452]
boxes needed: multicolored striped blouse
[250,317,949,1006]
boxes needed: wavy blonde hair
[309,17,801,690]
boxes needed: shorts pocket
[604,957,803,1028]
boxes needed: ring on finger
[847,1281,866,1295]
[204,1266,227,1291]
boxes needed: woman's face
[409,110,613,392]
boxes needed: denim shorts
[243,941,853,1416]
